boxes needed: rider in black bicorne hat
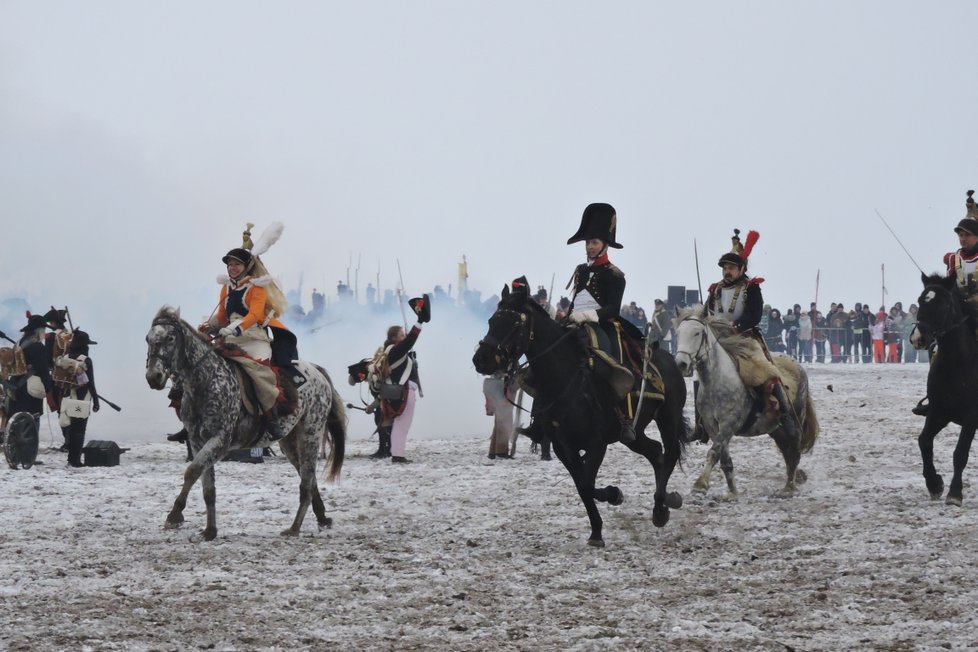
[563,203,644,443]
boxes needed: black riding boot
[618,407,636,444]
[912,396,930,416]
[770,383,796,432]
[370,427,391,459]
[166,427,189,443]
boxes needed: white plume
[251,221,285,257]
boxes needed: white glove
[219,326,241,338]
[569,309,599,324]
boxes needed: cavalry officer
[564,202,638,443]
[706,229,793,427]
[201,223,300,438]
[913,189,978,416]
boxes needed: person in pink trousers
[383,295,431,464]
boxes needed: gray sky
[2,1,976,437]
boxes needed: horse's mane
[675,305,758,359]
[153,305,214,346]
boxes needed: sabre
[875,209,924,274]
[395,258,409,330]
[693,239,704,304]
[631,328,656,432]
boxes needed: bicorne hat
[954,190,978,236]
[69,329,97,349]
[511,276,531,297]
[718,229,760,268]
[42,307,67,328]
[566,203,623,249]
[21,314,47,332]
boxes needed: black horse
[912,273,978,505]
[472,282,688,546]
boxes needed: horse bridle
[478,307,534,374]
[148,316,210,381]
[677,315,713,367]
[916,285,968,342]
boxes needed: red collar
[589,254,610,267]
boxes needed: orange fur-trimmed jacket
[212,276,290,333]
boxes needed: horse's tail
[799,388,820,454]
[316,365,347,483]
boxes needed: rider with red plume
[706,229,764,334]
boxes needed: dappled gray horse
[145,306,346,540]
[673,306,819,496]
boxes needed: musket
[693,239,704,304]
[509,386,524,458]
[875,209,924,274]
[548,272,555,306]
[96,393,122,412]
[0,330,16,345]
[395,258,409,330]
[64,305,75,332]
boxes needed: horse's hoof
[652,506,670,528]
[317,517,333,531]
[608,487,624,506]
[665,492,684,510]
[691,483,708,495]
[794,469,808,485]
[202,528,217,541]
[774,485,797,498]
[164,517,183,530]
[587,537,605,548]
[722,491,740,502]
[945,495,963,507]
[280,528,300,537]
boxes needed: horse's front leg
[717,444,739,498]
[692,434,721,494]
[165,435,224,531]
[918,415,951,500]
[946,424,977,506]
[552,440,605,547]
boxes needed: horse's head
[473,282,535,375]
[673,305,709,377]
[914,273,964,349]
[145,306,183,390]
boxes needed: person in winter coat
[765,308,785,353]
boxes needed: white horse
[673,306,819,496]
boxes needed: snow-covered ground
[3,363,976,651]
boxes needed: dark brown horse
[473,281,687,546]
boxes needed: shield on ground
[4,412,39,470]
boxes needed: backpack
[367,345,412,401]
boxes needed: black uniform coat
[569,260,626,320]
